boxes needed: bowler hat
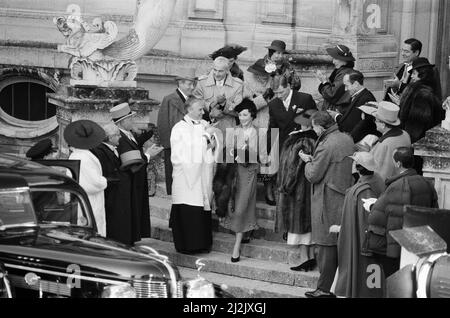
[64,120,105,150]
[349,151,377,171]
[294,109,318,126]
[26,138,57,160]
[209,44,247,60]
[247,59,269,76]
[326,44,355,62]
[175,68,197,82]
[120,150,144,170]
[266,40,286,53]
[374,101,401,126]
[409,57,435,73]
[110,103,136,123]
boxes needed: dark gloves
[263,88,274,101]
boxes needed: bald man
[194,56,244,138]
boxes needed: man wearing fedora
[64,119,108,236]
[369,101,411,181]
[332,152,385,298]
[110,102,157,243]
[193,56,244,138]
[157,68,197,195]
[316,44,355,111]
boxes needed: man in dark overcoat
[299,111,354,298]
[91,122,134,245]
[110,103,156,244]
[157,69,197,195]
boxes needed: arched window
[0,78,56,121]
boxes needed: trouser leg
[316,245,338,292]
[164,148,173,195]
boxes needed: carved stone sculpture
[54,0,177,87]
[442,97,450,131]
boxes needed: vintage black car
[0,153,229,298]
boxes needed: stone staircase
[141,182,319,298]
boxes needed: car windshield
[30,189,93,229]
[0,189,37,229]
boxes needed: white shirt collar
[352,87,365,99]
[177,88,189,101]
[103,142,119,157]
[283,90,293,110]
[119,128,137,143]
[186,114,201,125]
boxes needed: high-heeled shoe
[231,252,241,263]
[265,195,276,206]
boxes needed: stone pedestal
[414,126,450,209]
[48,85,159,158]
[329,0,398,100]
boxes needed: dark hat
[294,109,318,126]
[120,150,145,171]
[26,138,57,160]
[410,57,435,73]
[209,44,247,60]
[234,98,257,116]
[175,68,197,82]
[64,120,105,150]
[326,44,355,62]
[247,59,269,76]
[266,40,286,53]
[110,103,136,123]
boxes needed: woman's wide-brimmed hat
[349,151,377,171]
[266,40,286,53]
[326,44,355,62]
[247,58,269,76]
[175,68,198,82]
[374,101,401,126]
[64,120,105,150]
[120,150,144,171]
[209,44,247,60]
[409,57,435,73]
[110,103,136,123]
[294,109,318,126]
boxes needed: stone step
[151,217,305,265]
[138,238,319,289]
[178,267,308,298]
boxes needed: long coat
[90,143,133,245]
[370,128,411,181]
[193,71,244,137]
[268,90,317,155]
[337,88,376,136]
[69,148,107,236]
[276,129,317,234]
[399,82,444,143]
[170,115,218,210]
[157,89,187,149]
[335,174,386,298]
[365,169,439,258]
[304,124,354,246]
[117,129,153,243]
[318,66,354,111]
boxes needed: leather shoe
[265,195,276,206]
[231,255,240,263]
[290,259,317,272]
[304,289,336,298]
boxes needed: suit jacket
[268,90,317,153]
[157,89,187,149]
[337,88,376,137]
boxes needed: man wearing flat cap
[157,68,197,195]
[64,119,108,236]
[369,101,411,181]
[332,152,385,298]
[193,56,244,138]
[111,102,159,243]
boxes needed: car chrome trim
[4,263,129,286]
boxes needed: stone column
[329,0,398,100]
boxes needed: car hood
[0,227,176,281]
